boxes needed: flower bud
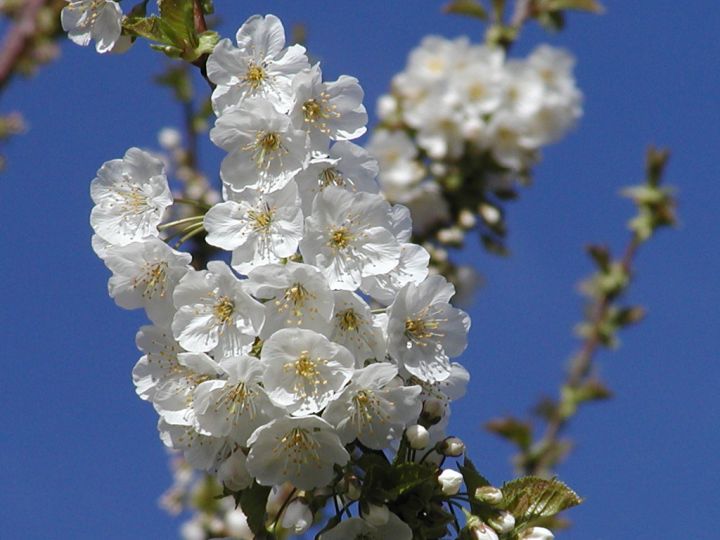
[363,503,390,526]
[519,527,555,540]
[467,518,499,540]
[438,469,463,496]
[439,436,465,457]
[479,203,501,225]
[224,509,253,539]
[488,511,515,534]
[342,474,362,501]
[281,499,313,534]
[459,209,477,229]
[158,127,182,150]
[406,424,430,449]
[474,486,503,505]
[421,399,445,424]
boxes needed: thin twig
[0,0,47,96]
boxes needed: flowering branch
[487,147,677,484]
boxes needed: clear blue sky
[1,1,718,538]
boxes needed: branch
[0,0,47,96]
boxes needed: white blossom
[207,14,309,115]
[294,141,379,214]
[328,291,386,365]
[387,275,470,382]
[172,261,265,357]
[361,243,430,305]
[290,64,367,149]
[217,449,253,491]
[319,514,413,540]
[322,363,421,449]
[520,527,555,540]
[158,419,233,472]
[246,415,349,489]
[61,0,122,54]
[204,182,303,274]
[192,355,281,445]
[300,187,401,290]
[103,238,192,325]
[90,147,172,245]
[211,97,307,193]
[366,130,424,198]
[246,262,334,338]
[260,328,354,415]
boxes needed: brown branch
[0,0,47,96]
[190,0,214,90]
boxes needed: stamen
[213,296,235,324]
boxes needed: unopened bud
[406,424,430,449]
[479,203,501,225]
[422,399,445,424]
[158,127,182,150]
[438,469,463,496]
[488,511,515,534]
[281,499,312,535]
[459,209,477,229]
[437,226,464,245]
[342,474,361,501]
[363,503,389,526]
[519,527,555,540]
[467,518,499,540]
[439,436,465,457]
[474,486,503,505]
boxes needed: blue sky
[1,1,718,538]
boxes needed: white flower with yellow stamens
[207,14,309,115]
[387,275,470,382]
[322,363,421,449]
[260,328,354,416]
[103,238,192,325]
[171,261,265,358]
[245,415,349,489]
[247,262,335,338]
[61,0,123,54]
[361,243,430,306]
[192,355,282,445]
[132,324,184,403]
[300,187,401,291]
[290,64,367,150]
[328,291,386,365]
[90,147,172,246]
[294,141,379,214]
[211,98,307,193]
[204,182,303,274]
[141,351,225,427]
[158,418,234,473]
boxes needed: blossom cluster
[89,14,472,537]
[369,35,582,241]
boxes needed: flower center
[405,318,440,340]
[274,427,321,470]
[302,92,339,133]
[248,205,274,232]
[134,262,168,299]
[213,296,235,324]
[245,131,287,170]
[328,226,353,250]
[319,167,344,188]
[337,309,360,332]
[294,351,320,379]
[221,382,256,418]
[244,63,266,89]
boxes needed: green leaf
[443,0,488,20]
[546,0,605,13]
[485,416,532,450]
[123,16,171,44]
[391,462,437,497]
[537,10,565,32]
[239,482,271,537]
[195,30,220,57]
[501,477,582,523]
[459,457,491,494]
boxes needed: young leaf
[239,482,271,537]
[444,0,488,20]
[501,477,582,523]
[546,0,605,13]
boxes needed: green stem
[174,223,205,248]
[173,197,211,210]
[158,215,204,231]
